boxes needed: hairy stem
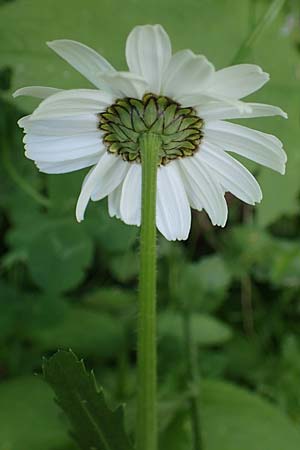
[136,133,161,450]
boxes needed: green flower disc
[99,93,204,165]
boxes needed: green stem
[137,133,161,450]
[182,308,203,450]
[232,0,286,64]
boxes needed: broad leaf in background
[161,379,300,450]
[34,307,124,358]
[28,222,93,293]
[83,287,136,314]
[177,255,232,312]
[0,281,69,339]
[43,350,133,450]
[0,375,73,450]
[158,311,232,347]
[202,379,300,450]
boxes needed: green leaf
[161,379,300,450]
[28,222,93,293]
[267,240,300,287]
[159,410,188,450]
[109,250,139,283]
[47,172,83,214]
[0,281,69,339]
[43,350,133,450]
[176,255,232,312]
[202,379,300,450]
[34,307,123,358]
[0,375,73,450]
[158,311,232,346]
[84,287,136,315]
[222,225,275,277]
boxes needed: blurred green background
[0,0,300,449]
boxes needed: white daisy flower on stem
[15,24,287,241]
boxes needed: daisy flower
[15,24,287,241]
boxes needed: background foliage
[0,0,300,449]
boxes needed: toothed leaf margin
[43,350,133,450]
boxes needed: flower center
[99,93,204,165]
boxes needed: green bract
[99,94,203,165]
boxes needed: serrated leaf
[43,350,133,450]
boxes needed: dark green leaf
[0,375,73,450]
[34,307,123,358]
[43,350,133,450]
[201,379,300,450]
[161,379,300,450]
[28,222,93,293]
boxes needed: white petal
[91,155,129,202]
[19,114,98,136]
[13,86,62,99]
[162,50,214,100]
[36,154,100,174]
[108,183,123,220]
[206,64,269,99]
[120,164,141,225]
[204,120,287,174]
[126,24,172,94]
[25,133,104,162]
[156,163,191,241]
[24,130,100,145]
[47,39,115,89]
[97,72,149,99]
[179,156,228,227]
[179,93,253,115]
[76,153,128,221]
[198,102,288,121]
[199,143,262,204]
[30,89,113,119]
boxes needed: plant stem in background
[241,205,255,336]
[168,249,204,450]
[137,133,161,450]
[1,133,51,208]
[182,308,204,450]
[232,0,287,64]
[232,0,287,336]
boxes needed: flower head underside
[14,24,287,241]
